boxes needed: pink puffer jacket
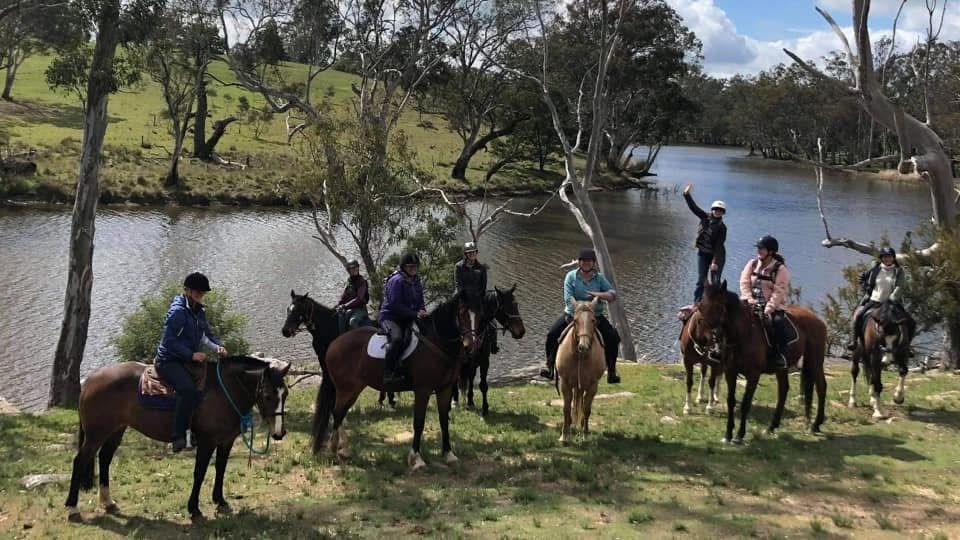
[739,257,791,314]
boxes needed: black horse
[453,286,526,416]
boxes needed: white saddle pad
[366,331,420,360]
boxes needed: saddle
[756,311,799,350]
[138,362,207,410]
[366,330,420,361]
[558,322,605,349]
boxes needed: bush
[113,282,249,362]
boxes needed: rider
[336,259,370,332]
[155,272,228,452]
[739,236,791,370]
[454,241,497,354]
[380,252,427,385]
[540,248,621,384]
[683,182,727,304]
[845,247,910,351]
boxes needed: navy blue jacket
[155,294,222,365]
[379,270,425,324]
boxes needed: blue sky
[665,0,960,77]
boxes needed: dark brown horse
[699,282,827,443]
[312,294,471,470]
[679,310,722,415]
[65,356,290,521]
[454,286,527,416]
[850,302,915,418]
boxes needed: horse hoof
[893,395,905,405]
[682,406,691,416]
[67,510,83,523]
[451,401,458,409]
[337,448,352,460]
[872,410,886,420]
[190,512,205,523]
[466,403,475,411]
[847,400,856,408]
[721,437,730,444]
[216,503,233,515]
[732,437,744,445]
[444,451,459,465]
[104,503,121,516]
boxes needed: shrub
[113,282,249,362]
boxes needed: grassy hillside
[2,362,959,538]
[0,55,626,204]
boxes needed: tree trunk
[50,0,121,408]
[165,126,185,187]
[204,116,237,156]
[1,46,18,100]
[451,119,521,181]
[943,319,960,371]
[192,63,209,159]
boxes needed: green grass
[2,363,960,538]
[1,55,633,204]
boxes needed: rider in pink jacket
[739,235,791,369]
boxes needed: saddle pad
[140,365,173,396]
[761,313,800,347]
[137,362,206,410]
[366,332,420,360]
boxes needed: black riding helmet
[578,248,597,261]
[463,241,478,254]
[878,246,896,259]
[183,272,211,292]
[400,252,420,267]
[755,235,779,253]
[346,259,360,270]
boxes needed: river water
[0,145,931,411]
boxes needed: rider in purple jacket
[379,252,427,384]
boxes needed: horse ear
[304,292,310,298]
[495,286,502,295]
[290,289,296,299]
[721,279,727,291]
[589,296,599,308]
[509,283,516,294]
[271,360,291,379]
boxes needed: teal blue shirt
[563,269,615,317]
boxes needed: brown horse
[850,302,915,418]
[699,282,827,443]
[679,310,722,415]
[454,287,527,416]
[556,298,606,444]
[311,293,471,470]
[65,356,290,521]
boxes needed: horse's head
[492,285,526,339]
[283,290,314,338]
[573,298,599,354]
[451,291,478,354]
[870,303,911,363]
[256,360,291,440]
[699,280,731,330]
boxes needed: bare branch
[814,6,856,72]
[814,138,833,240]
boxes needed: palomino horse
[312,293,472,469]
[556,298,606,444]
[679,310,722,415]
[699,282,827,443]
[454,286,527,416]
[65,356,290,521]
[850,302,915,418]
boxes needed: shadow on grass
[2,99,126,131]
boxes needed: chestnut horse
[850,302,915,418]
[679,310,722,415]
[556,298,606,444]
[65,356,290,521]
[312,293,471,470]
[699,282,827,443]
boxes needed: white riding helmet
[710,200,727,212]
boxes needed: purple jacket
[379,270,425,324]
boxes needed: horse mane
[296,293,337,317]
[221,355,272,371]
[425,292,463,340]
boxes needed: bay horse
[312,293,472,470]
[454,286,527,416]
[679,310,722,415]
[699,282,827,444]
[850,302,915,418]
[65,356,290,521]
[556,298,606,444]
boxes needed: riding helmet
[879,246,896,259]
[400,252,420,267]
[183,272,211,292]
[578,248,597,261]
[710,200,727,212]
[755,235,779,253]
[346,259,360,269]
[463,241,478,254]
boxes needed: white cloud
[667,0,960,78]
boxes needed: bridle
[286,298,317,337]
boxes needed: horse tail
[75,421,95,491]
[311,375,337,455]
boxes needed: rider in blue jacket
[379,253,427,385]
[155,272,227,452]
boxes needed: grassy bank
[0,56,639,206]
[2,363,959,538]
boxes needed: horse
[282,290,399,409]
[679,310,722,415]
[65,356,290,521]
[311,293,472,470]
[555,298,606,444]
[698,282,827,444]
[850,302,915,418]
[454,286,527,416]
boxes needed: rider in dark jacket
[454,241,497,354]
[379,253,427,385]
[155,272,227,452]
[336,259,370,332]
[845,247,913,351]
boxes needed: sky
[665,0,960,77]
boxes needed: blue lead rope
[216,360,271,456]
